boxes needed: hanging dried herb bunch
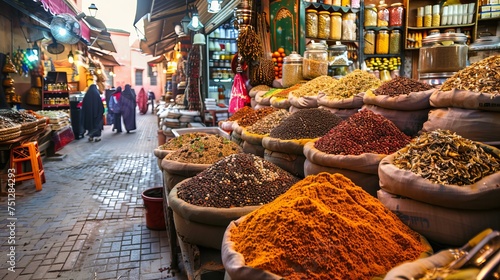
[237,26,263,62]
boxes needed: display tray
[172,127,230,139]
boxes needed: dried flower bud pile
[323,69,382,99]
[374,76,433,96]
[269,108,342,140]
[164,134,241,164]
[440,55,500,96]
[393,129,500,186]
[177,153,299,208]
[247,109,291,135]
[315,109,410,155]
[236,107,277,127]
[290,75,338,97]
[227,106,254,122]
[158,133,209,150]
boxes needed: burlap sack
[264,149,306,178]
[220,120,235,133]
[384,250,455,280]
[255,90,273,106]
[362,104,430,136]
[241,129,265,157]
[262,136,315,156]
[363,89,434,110]
[318,106,359,119]
[161,158,211,193]
[169,181,260,250]
[378,145,500,210]
[422,107,500,146]
[317,92,364,109]
[153,148,173,171]
[430,89,500,112]
[250,97,257,108]
[288,93,318,109]
[378,189,500,247]
[270,96,290,109]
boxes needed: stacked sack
[378,129,500,246]
[363,76,435,137]
[422,55,500,146]
[287,76,333,112]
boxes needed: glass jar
[416,7,424,27]
[376,28,389,54]
[306,9,318,38]
[364,30,375,54]
[329,12,342,40]
[328,41,348,66]
[341,0,349,7]
[282,51,304,87]
[432,4,440,26]
[389,3,404,27]
[418,33,468,73]
[377,3,389,27]
[424,5,432,27]
[342,13,357,41]
[303,41,328,79]
[389,29,401,54]
[318,11,331,39]
[351,0,360,9]
[323,0,332,4]
[364,4,377,27]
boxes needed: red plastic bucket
[142,187,166,230]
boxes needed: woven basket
[21,121,38,130]
[21,125,38,135]
[0,130,21,142]
[0,124,21,136]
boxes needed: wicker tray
[21,125,38,135]
[21,121,38,130]
[0,124,22,136]
[0,130,22,142]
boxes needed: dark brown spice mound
[269,108,342,140]
[178,153,299,208]
[315,109,411,155]
[374,76,433,96]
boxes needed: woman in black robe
[81,84,104,142]
[120,84,137,133]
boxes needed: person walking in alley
[137,87,148,115]
[81,84,105,142]
[121,84,137,133]
[148,90,156,114]
[109,86,123,133]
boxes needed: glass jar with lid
[389,29,401,54]
[364,4,377,27]
[306,9,318,38]
[418,33,468,73]
[389,3,404,27]
[342,13,357,41]
[282,51,304,87]
[328,41,348,66]
[377,3,389,27]
[318,11,331,39]
[364,30,375,54]
[376,28,389,54]
[303,41,328,79]
[329,12,342,40]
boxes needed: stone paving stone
[62,251,80,270]
[31,265,50,279]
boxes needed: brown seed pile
[290,75,338,97]
[247,109,291,135]
[440,55,500,96]
[227,106,254,122]
[158,133,209,150]
[237,107,278,127]
[177,153,299,208]
[269,108,342,140]
[393,129,500,186]
[323,69,382,99]
[374,76,433,96]
[164,134,242,164]
[0,109,38,124]
[315,109,411,155]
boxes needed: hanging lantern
[234,0,253,30]
[208,0,222,13]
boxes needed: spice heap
[269,108,342,140]
[290,75,338,97]
[247,109,291,135]
[236,107,277,127]
[227,106,254,122]
[158,132,209,151]
[393,129,500,186]
[314,109,410,155]
[250,85,271,93]
[164,134,241,164]
[230,172,427,279]
[0,115,17,129]
[261,88,284,98]
[0,109,38,124]
[323,69,382,99]
[178,153,299,208]
[440,55,500,96]
[374,76,433,96]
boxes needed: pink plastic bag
[229,73,250,113]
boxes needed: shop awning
[89,29,117,53]
[88,47,120,66]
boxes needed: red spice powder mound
[230,173,428,280]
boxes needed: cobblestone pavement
[0,111,188,280]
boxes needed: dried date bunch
[440,55,500,96]
[164,134,242,164]
[374,76,433,96]
[237,26,263,62]
[315,109,411,155]
[393,129,500,186]
[269,108,342,140]
[177,153,300,208]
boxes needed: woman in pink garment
[137,87,148,115]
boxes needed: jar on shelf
[364,30,375,54]
[318,11,331,39]
[282,51,304,88]
[432,4,440,26]
[389,29,401,54]
[377,3,389,27]
[306,9,318,38]
[389,3,404,27]
[376,28,389,54]
[328,41,349,66]
[416,7,424,27]
[303,41,328,79]
[364,4,378,27]
[341,0,349,7]
[424,5,432,27]
[323,0,332,4]
[351,0,360,9]
[329,12,342,40]
[342,13,357,41]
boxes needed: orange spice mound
[230,173,427,279]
